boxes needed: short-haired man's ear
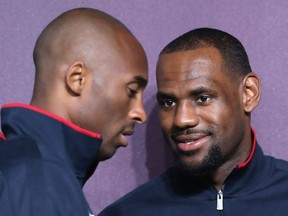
[241,72,261,113]
[65,61,87,96]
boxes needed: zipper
[217,187,224,211]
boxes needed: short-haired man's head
[160,28,252,82]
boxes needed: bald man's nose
[130,99,147,123]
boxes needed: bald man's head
[31,7,145,107]
[33,8,134,75]
[30,8,148,162]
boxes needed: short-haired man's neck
[211,125,253,191]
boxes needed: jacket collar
[0,133,6,140]
[168,128,271,195]
[0,133,5,146]
[236,127,257,169]
[223,140,270,195]
[1,103,102,186]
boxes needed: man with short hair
[99,28,288,216]
[0,7,148,216]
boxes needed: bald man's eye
[127,87,138,98]
[127,83,140,98]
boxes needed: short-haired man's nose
[174,102,199,128]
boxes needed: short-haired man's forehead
[157,47,224,76]
[157,74,227,88]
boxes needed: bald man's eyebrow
[134,76,147,88]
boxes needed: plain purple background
[1,1,288,214]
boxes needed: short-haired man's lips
[172,133,210,152]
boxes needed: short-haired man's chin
[173,157,220,178]
[173,159,205,178]
[172,144,223,178]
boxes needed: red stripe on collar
[237,127,257,169]
[0,133,6,140]
[2,103,101,139]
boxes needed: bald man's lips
[172,133,210,152]
[119,130,134,147]
[122,130,134,136]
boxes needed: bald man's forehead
[38,17,135,65]
[34,8,133,64]
[46,8,131,42]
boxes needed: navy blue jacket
[0,103,102,216]
[0,133,5,145]
[0,133,12,215]
[99,130,288,216]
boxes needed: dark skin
[31,8,148,162]
[156,47,260,190]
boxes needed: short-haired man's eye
[196,95,212,104]
[158,99,175,108]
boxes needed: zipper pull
[217,190,223,211]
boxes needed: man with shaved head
[0,7,148,215]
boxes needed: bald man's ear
[241,73,261,113]
[65,61,87,96]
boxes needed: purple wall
[1,0,288,214]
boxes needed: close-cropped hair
[160,28,252,81]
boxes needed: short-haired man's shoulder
[263,154,288,188]
[99,170,171,216]
[268,154,288,172]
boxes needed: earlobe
[242,73,261,113]
[65,61,87,96]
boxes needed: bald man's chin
[96,148,117,162]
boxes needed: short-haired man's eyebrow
[188,86,215,97]
[156,91,176,101]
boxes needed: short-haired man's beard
[173,144,223,178]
